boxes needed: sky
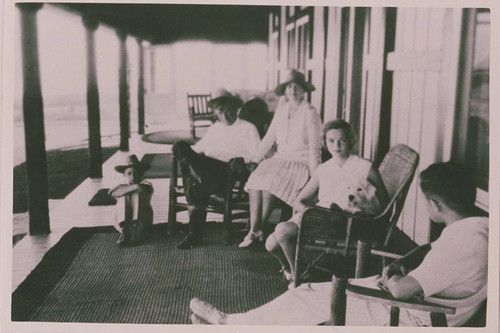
[14,4,268,107]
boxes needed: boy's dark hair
[322,119,357,153]
[213,98,243,115]
[419,162,476,213]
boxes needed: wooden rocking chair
[167,155,250,244]
[294,144,419,286]
[328,250,487,327]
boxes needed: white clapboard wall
[388,8,462,244]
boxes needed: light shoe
[279,266,292,281]
[238,229,264,248]
[190,298,227,325]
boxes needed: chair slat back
[187,94,212,118]
[376,144,419,246]
[379,144,419,199]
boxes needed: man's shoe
[177,233,201,250]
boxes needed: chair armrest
[370,249,403,260]
[346,284,456,315]
[306,205,386,222]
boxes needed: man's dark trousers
[172,141,230,241]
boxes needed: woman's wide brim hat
[274,69,316,96]
[114,154,150,174]
[207,87,243,109]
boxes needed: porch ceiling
[54,3,275,44]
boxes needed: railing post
[18,3,50,235]
[117,30,130,151]
[137,39,145,135]
[83,16,103,178]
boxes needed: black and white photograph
[1,0,498,331]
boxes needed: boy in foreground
[189,162,488,326]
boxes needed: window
[285,8,312,71]
[453,9,490,199]
[296,19,310,71]
[287,28,296,68]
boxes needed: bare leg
[240,190,265,247]
[241,190,278,248]
[274,222,299,277]
[259,190,277,231]
[248,189,262,233]
[190,281,333,325]
[265,232,290,271]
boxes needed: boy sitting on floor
[189,162,488,326]
[110,155,154,246]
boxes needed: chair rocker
[187,93,213,140]
[294,144,419,286]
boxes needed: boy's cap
[114,154,150,174]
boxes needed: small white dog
[337,178,382,215]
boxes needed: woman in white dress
[240,69,322,248]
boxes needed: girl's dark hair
[419,162,477,213]
[322,119,357,153]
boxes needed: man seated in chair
[173,88,261,250]
[189,162,488,326]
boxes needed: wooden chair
[328,251,487,327]
[294,144,419,286]
[187,93,213,139]
[167,155,249,243]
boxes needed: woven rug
[141,128,207,145]
[141,153,173,179]
[12,223,287,323]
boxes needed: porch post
[117,30,130,151]
[18,3,50,235]
[137,39,145,135]
[83,17,103,178]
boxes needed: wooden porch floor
[10,133,281,292]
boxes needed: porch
[5,2,494,328]
[11,134,284,292]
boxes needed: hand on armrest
[381,244,431,283]
[385,275,423,300]
[228,157,256,179]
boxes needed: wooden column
[83,17,103,178]
[18,3,50,235]
[117,30,130,151]
[137,39,145,135]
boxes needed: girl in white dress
[265,119,389,284]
